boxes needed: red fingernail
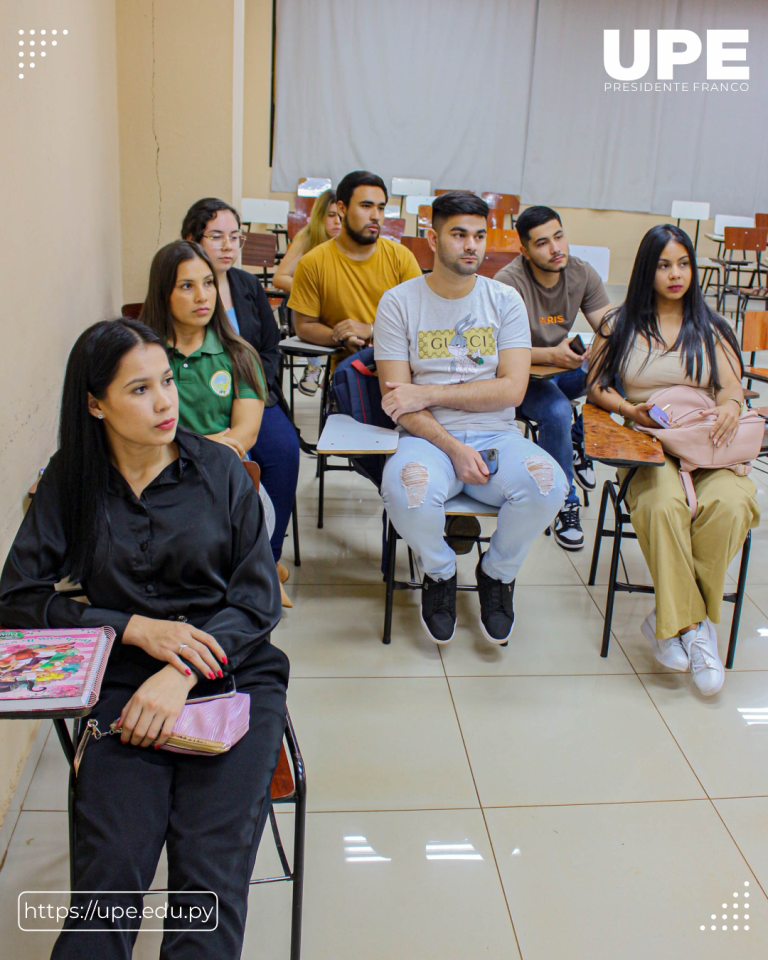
[221,656,228,664]
[217,670,223,678]
[154,745,159,750]
[209,672,215,679]
[185,669,191,676]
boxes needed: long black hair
[59,318,166,582]
[140,240,266,400]
[591,224,741,393]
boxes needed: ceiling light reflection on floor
[344,834,391,863]
[738,707,768,725]
[426,840,483,861]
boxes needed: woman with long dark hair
[588,224,759,695]
[0,319,289,958]
[140,241,292,607]
[182,199,300,580]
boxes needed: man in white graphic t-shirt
[374,192,567,646]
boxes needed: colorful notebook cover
[0,627,115,713]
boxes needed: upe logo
[604,29,749,81]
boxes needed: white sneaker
[298,364,322,396]
[641,609,689,671]
[680,620,725,696]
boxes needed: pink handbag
[158,690,251,756]
[635,385,764,518]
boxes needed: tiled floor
[1,377,768,959]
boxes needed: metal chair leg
[292,499,301,566]
[726,530,751,669]
[383,521,397,644]
[317,455,325,529]
[588,481,611,586]
[290,776,306,960]
[601,496,623,658]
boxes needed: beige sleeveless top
[622,337,714,403]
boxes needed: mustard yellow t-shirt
[288,238,422,334]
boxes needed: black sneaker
[572,446,596,490]
[420,572,457,644]
[444,516,481,556]
[552,503,584,550]
[475,558,515,645]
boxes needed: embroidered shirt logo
[209,370,232,397]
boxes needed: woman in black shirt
[0,319,289,960]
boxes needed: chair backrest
[294,196,315,219]
[485,229,521,254]
[379,218,405,242]
[297,177,332,197]
[713,214,754,235]
[121,303,143,319]
[670,200,710,222]
[742,311,768,352]
[242,460,261,491]
[241,198,289,226]
[417,205,432,234]
[287,211,306,241]
[384,205,402,218]
[434,188,475,196]
[390,177,431,197]
[481,192,521,215]
[271,742,295,800]
[568,244,611,282]
[405,194,437,215]
[241,232,277,268]
[723,226,768,253]
[755,213,768,229]
[476,250,518,278]
[400,235,434,271]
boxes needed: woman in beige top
[588,224,759,696]
[273,190,341,396]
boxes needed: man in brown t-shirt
[494,206,611,550]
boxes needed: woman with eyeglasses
[181,199,300,589]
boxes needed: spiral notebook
[0,627,115,714]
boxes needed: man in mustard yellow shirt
[288,170,422,357]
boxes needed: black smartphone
[568,334,586,356]
[479,448,499,475]
[187,673,236,703]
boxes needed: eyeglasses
[202,232,247,249]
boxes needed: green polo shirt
[169,327,264,436]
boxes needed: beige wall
[116,0,242,302]
[0,0,122,833]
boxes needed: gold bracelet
[619,400,629,418]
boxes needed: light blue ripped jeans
[380,429,568,583]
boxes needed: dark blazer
[228,267,281,393]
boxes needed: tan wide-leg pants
[620,455,760,639]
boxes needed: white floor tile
[286,678,478,812]
[486,800,768,960]
[642,671,768,799]
[450,675,705,806]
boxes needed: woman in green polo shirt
[141,240,267,460]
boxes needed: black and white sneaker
[420,572,457,644]
[572,446,596,490]
[552,503,584,550]
[476,558,515,645]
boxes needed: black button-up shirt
[0,430,286,701]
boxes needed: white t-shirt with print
[374,275,531,433]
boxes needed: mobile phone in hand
[648,404,671,428]
[479,448,499,475]
[568,334,587,356]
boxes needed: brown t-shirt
[493,255,610,348]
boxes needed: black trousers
[51,645,289,960]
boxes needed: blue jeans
[381,430,567,582]
[250,404,300,562]
[518,367,587,507]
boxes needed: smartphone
[568,334,587,356]
[187,673,236,703]
[648,404,671,429]
[480,448,499,475]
